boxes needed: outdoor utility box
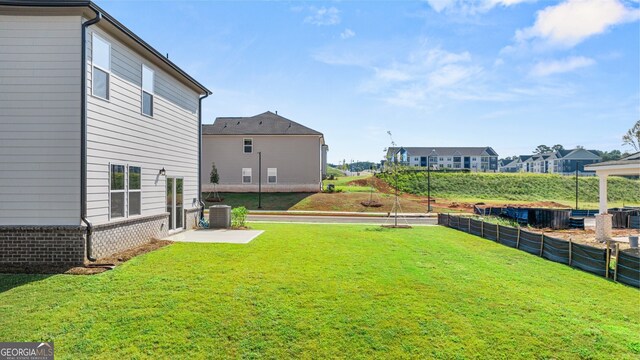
[209,205,231,229]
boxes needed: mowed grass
[1,224,639,359]
[324,173,376,193]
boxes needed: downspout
[198,93,210,220]
[81,11,102,261]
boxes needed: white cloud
[530,56,596,76]
[426,0,532,14]
[304,7,341,26]
[515,0,640,48]
[317,42,490,108]
[340,28,356,39]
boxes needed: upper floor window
[142,65,154,117]
[92,33,110,100]
[243,138,253,153]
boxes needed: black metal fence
[438,213,639,288]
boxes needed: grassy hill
[326,165,345,178]
[377,171,640,206]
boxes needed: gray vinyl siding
[85,26,200,225]
[202,135,323,189]
[0,15,82,226]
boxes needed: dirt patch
[64,239,173,275]
[348,177,394,193]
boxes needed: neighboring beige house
[202,112,328,192]
[0,1,210,269]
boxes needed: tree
[210,162,219,185]
[533,145,552,154]
[207,162,221,202]
[551,144,564,152]
[600,150,623,162]
[622,120,640,151]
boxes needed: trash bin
[209,205,231,229]
[629,236,639,249]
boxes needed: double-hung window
[141,65,154,116]
[92,33,110,100]
[128,166,142,216]
[110,164,125,219]
[243,138,253,153]
[267,168,277,184]
[242,168,252,184]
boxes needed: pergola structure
[584,152,640,241]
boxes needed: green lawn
[324,173,377,192]
[1,224,638,359]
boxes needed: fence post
[539,233,544,257]
[605,244,611,279]
[568,239,573,266]
[468,218,471,233]
[481,220,484,238]
[516,227,521,249]
[614,243,620,282]
[496,225,500,242]
[447,213,450,227]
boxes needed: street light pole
[427,155,432,213]
[575,160,579,210]
[258,151,262,209]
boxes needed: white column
[598,173,608,214]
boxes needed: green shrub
[231,206,248,228]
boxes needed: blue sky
[100,0,639,163]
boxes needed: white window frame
[243,138,253,154]
[109,163,126,220]
[141,64,154,117]
[242,168,252,184]
[267,168,277,184]
[91,33,111,101]
[128,165,142,217]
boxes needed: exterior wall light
[159,168,166,176]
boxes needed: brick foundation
[91,213,169,259]
[0,226,86,271]
[0,208,202,272]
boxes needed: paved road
[248,214,438,226]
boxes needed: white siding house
[0,1,210,269]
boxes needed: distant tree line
[328,161,377,172]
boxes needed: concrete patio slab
[163,229,264,244]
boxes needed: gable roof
[203,112,323,136]
[0,0,211,95]
[558,148,600,160]
[386,147,499,158]
[585,152,640,169]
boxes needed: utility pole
[258,151,262,209]
[427,156,432,213]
